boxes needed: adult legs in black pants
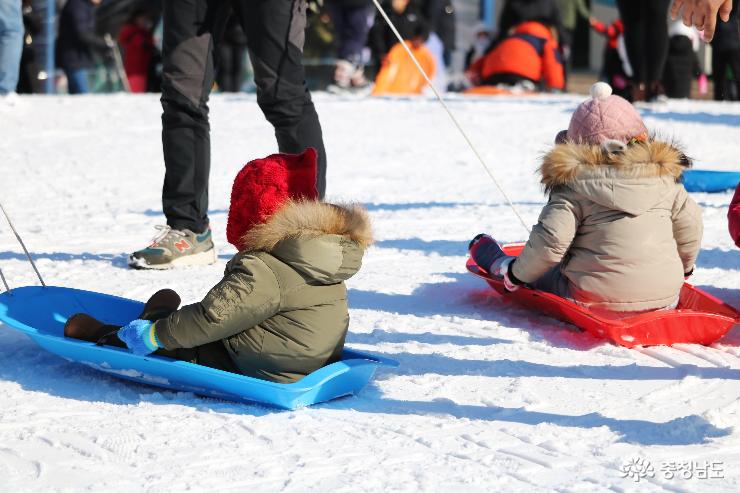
[615,0,671,101]
[131,0,327,269]
[713,49,740,101]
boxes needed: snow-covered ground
[0,92,738,492]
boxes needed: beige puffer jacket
[512,140,703,312]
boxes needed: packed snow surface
[1,92,739,492]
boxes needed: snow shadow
[641,108,740,127]
[363,202,479,212]
[347,329,511,346]
[362,201,543,213]
[0,329,730,445]
[696,248,740,270]
[0,250,129,269]
[342,394,730,446]
[138,208,228,216]
[348,273,602,351]
[374,238,469,256]
[363,351,740,381]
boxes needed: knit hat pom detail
[590,82,612,99]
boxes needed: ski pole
[105,34,131,93]
[0,200,46,287]
[370,0,531,235]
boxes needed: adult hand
[670,0,734,41]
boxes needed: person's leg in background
[615,0,647,101]
[235,0,327,197]
[727,49,740,101]
[65,67,90,94]
[712,49,729,100]
[333,3,374,88]
[0,0,24,94]
[216,41,236,91]
[644,0,671,100]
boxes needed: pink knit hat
[555,82,648,146]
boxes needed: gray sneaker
[128,225,216,269]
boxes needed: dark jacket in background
[420,0,456,53]
[56,0,106,70]
[498,0,562,38]
[368,1,424,63]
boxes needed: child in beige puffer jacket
[470,82,703,313]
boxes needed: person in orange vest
[465,21,564,91]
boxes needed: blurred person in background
[589,16,629,98]
[710,2,739,100]
[326,0,374,91]
[464,24,493,69]
[663,19,703,99]
[0,0,24,95]
[465,19,564,92]
[215,15,248,92]
[17,0,42,94]
[368,0,424,73]
[615,0,672,102]
[419,0,456,67]
[497,0,562,40]
[118,7,156,93]
[557,0,589,73]
[57,0,112,94]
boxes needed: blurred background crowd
[0,0,738,100]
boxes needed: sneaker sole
[128,248,217,270]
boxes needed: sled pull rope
[0,268,10,295]
[370,0,530,234]
[0,201,46,287]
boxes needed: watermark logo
[620,458,724,482]
[620,457,655,482]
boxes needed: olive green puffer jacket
[513,140,703,312]
[153,200,373,383]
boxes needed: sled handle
[0,200,46,288]
[0,267,10,295]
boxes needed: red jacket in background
[730,183,740,247]
[118,24,154,93]
[590,18,623,51]
[468,21,564,91]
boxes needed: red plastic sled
[467,244,740,347]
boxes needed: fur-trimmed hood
[241,200,373,284]
[539,140,690,215]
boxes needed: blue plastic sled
[683,169,740,193]
[0,286,397,409]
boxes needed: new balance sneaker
[128,225,216,269]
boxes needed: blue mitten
[117,319,160,355]
[469,234,520,291]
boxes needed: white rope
[0,200,46,287]
[370,0,530,234]
[0,268,10,295]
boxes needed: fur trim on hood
[241,200,373,252]
[539,140,690,193]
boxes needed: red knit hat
[226,148,318,250]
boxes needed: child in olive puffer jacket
[65,149,373,383]
[470,82,703,313]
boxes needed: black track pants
[615,0,671,84]
[160,0,326,232]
